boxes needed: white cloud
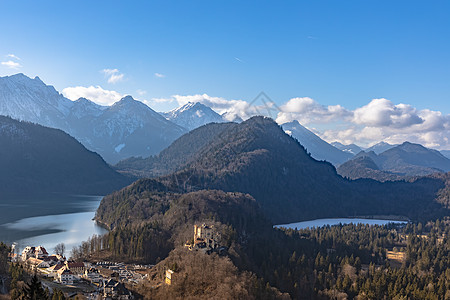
[138,92,450,149]
[316,100,450,149]
[1,60,22,69]
[102,68,124,84]
[275,97,351,124]
[154,73,165,78]
[62,86,123,106]
[6,54,21,60]
[353,98,423,128]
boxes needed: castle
[185,223,218,251]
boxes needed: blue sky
[1,1,449,148]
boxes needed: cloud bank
[60,83,450,150]
[62,86,123,106]
[154,94,450,149]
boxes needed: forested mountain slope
[99,117,448,225]
[0,116,131,195]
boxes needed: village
[7,223,223,298]
[10,245,152,299]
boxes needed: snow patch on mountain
[115,143,126,153]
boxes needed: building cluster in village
[17,245,146,299]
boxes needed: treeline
[240,221,450,299]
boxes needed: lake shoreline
[276,217,408,230]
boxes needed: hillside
[99,117,448,226]
[338,142,450,180]
[337,156,405,182]
[115,122,237,177]
[0,116,131,195]
[379,142,450,175]
[282,120,353,165]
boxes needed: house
[21,245,49,261]
[21,246,35,261]
[26,257,50,270]
[103,279,134,299]
[42,255,62,266]
[84,268,101,283]
[35,246,48,259]
[57,268,75,284]
[47,263,66,278]
[65,261,85,275]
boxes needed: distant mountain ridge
[0,116,131,195]
[163,102,225,130]
[282,120,353,165]
[365,141,398,154]
[0,74,187,163]
[331,142,363,155]
[338,142,450,181]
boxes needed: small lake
[0,194,107,255]
[276,218,407,230]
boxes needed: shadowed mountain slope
[0,116,131,195]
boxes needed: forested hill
[98,116,449,225]
[115,122,237,178]
[338,142,450,181]
[0,116,131,195]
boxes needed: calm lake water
[0,194,107,255]
[276,218,407,230]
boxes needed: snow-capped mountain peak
[0,73,73,129]
[164,101,225,130]
[0,74,187,163]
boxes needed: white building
[57,268,75,285]
[84,268,101,283]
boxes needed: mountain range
[2,73,449,170]
[338,142,450,181]
[0,116,131,195]
[0,74,186,163]
[101,117,449,225]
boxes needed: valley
[0,75,450,299]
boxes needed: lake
[276,218,407,230]
[0,194,107,255]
